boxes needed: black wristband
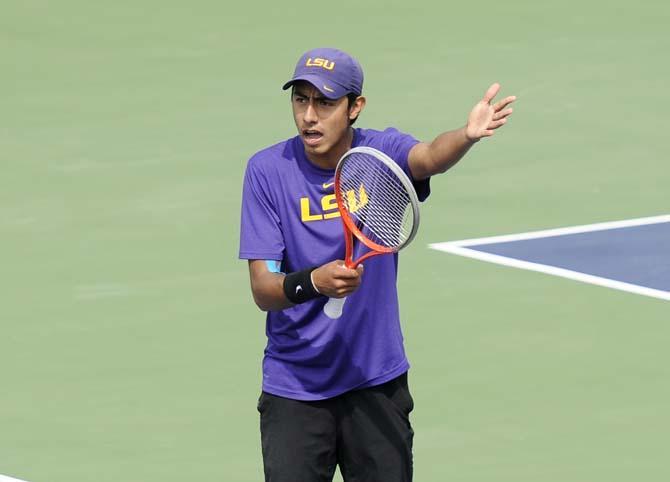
[283,267,321,304]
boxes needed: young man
[239,47,515,482]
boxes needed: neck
[305,127,354,170]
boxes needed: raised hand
[465,83,516,141]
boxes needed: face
[291,81,364,162]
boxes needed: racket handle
[324,296,347,319]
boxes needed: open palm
[465,83,516,141]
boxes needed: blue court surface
[430,215,670,301]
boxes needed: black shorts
[258,372,414,482]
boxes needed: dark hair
[347,93,360,126]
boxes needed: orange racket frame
[334,173,396,269]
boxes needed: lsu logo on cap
[305,57,335,70]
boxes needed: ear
[349,96,366,121]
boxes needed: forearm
[250,270,294,312]
[409,127,477,180]
[247,259,363,312]
[426,126,477,176]
[248,260,324,312]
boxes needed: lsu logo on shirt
[305,57,335,70]
[300,185,368,222]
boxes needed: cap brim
[282,74,349,100]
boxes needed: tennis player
[239,47,515,482]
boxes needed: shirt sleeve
[381,127,431,202]
[238,158,285,260]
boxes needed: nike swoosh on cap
[323,84,335,93]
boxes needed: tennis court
[2,1,669,481]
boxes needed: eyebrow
[293,89,328,101]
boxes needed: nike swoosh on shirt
[323,182,334,189]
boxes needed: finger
[334,277,361,290]
[482,83,500,104]
[487,119,507,130]
[335,282,356,296]
[335,266,362,279]
[343,274,364,288]
[493,107,513,121]
[334,260,348,268]
[331,289,348,298]
[341,280,362,295]
[493,95,516,112]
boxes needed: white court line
[429,215,670,302]
[0,474,30,482]
[437,214,670,247]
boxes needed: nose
[304,100,318,124]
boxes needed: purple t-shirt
[239,127,430,400]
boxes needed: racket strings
[338,152,415,249]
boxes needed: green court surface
[2,1,669,481]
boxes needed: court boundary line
[436,214,670,247]
[429,215,670,302]
[0,474,30,482]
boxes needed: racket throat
[343,225,356,268]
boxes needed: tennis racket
[323,146,421,319]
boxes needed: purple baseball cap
[282,47,364,100]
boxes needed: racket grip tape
[283,267,321,304]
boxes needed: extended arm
[408,83,516,180]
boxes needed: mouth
[302,129,324,147]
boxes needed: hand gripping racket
[323,146,421,319]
